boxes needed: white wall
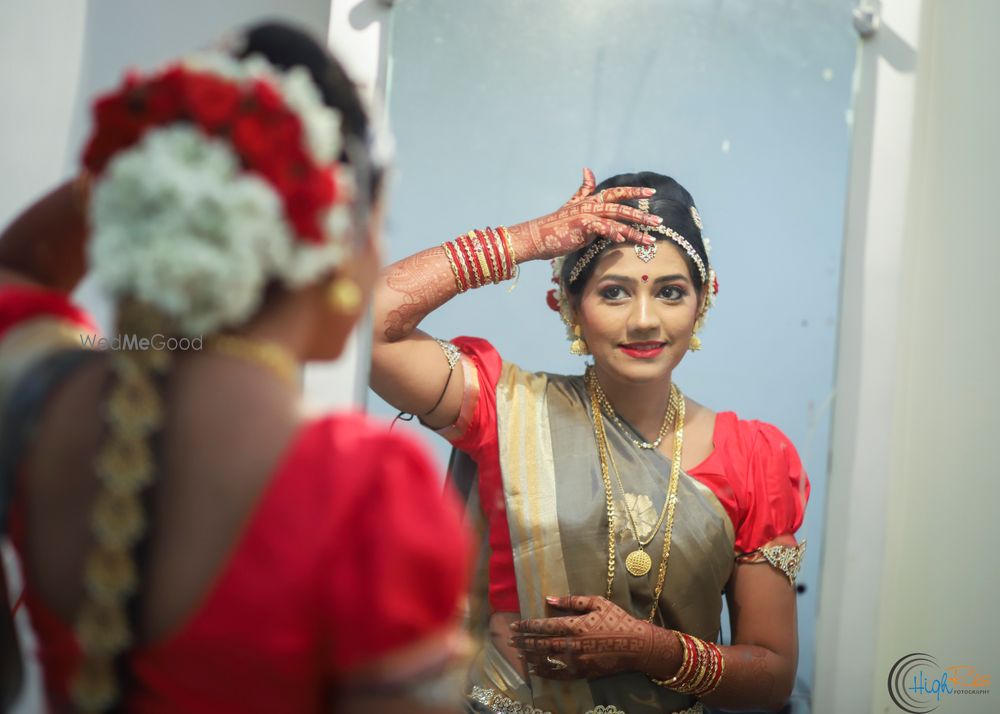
[815,1,1000,711]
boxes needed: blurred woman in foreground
[0,22,469,713]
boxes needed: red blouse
[3,285,471,713]
[447,337,809,613]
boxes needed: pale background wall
[814,0,1000,712]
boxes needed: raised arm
[0,176,89,292]
[369,169,660,430]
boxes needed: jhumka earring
[689,334,702,352]
[327,278,362,314]
[570,325,589,356]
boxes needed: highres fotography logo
[888,653,991,712]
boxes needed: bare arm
[369,170,659,430]
[697,558,798,711]
[0,177,89,292]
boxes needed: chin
[596,352,674,382]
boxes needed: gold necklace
[608,386,681,576]
[207,335,300,389]
[587,371,685,623]
[590,368,676,449]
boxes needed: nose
[627,292,659,337]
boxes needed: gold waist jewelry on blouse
[468,685,704,714]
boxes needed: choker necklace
[586,369,685,622]
[589,368,676,449]
[207,335,300,390]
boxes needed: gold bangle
[499,225,518,273]
[454,237,479,288]
[651,631,690,688]
[478,230,501,284]
[441,242,466,293]
[490,227,509,281]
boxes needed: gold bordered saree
[453,362,737,714]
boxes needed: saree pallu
[456,362,736,714]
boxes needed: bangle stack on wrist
[651,630,725,698]
[441,226,518,293]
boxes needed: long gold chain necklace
[586,370,685,623]
[590,369,676,450]
[609,387,680,576]
[207,334,300,390]
[586,368,679,574]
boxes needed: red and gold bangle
[651,632,725,698]
[474,229,501,284]
[465,231,494,285]
[441,242,467,293]
[483,228,508,281]
[446,239,473,291]
[455,234,482,288]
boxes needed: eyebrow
[599,273,690,285]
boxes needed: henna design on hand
[510,595,678,681]
[382,247,458,341]
[505,169,662,264]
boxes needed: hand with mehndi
[509,595,680,680]
[505,168,661,263]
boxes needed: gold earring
[327,278,362,314]
[689,334,702,351]
[570,324,589,356]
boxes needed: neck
[235,288,323,364]
[590,362,674,442]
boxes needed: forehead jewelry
[634,199,658,263]
[633,198,708,284]
[641,274,649,282]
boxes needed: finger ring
[546,655,568,671]
[594,192,605,203]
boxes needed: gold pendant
[626,549,652,577]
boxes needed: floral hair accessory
[83,53,361,335]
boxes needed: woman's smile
[618,341,667,359]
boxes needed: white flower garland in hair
[90,126,294,335]
[88,52,365,335]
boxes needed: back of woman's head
[82,21,380,337]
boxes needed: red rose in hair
[83,93,144,172]
[183,72,241,131]
[251,80,284,113]
[231,113,272,167]
[144,68,185,124]
[546,289,561,312]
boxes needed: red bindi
[641,274,649,282]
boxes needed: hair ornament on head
[547,184,719,350]
[82,50,366,336]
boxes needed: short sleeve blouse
[439,337,809,612]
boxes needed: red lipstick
[618,341,666,359]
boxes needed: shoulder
[0,284,95,340]
[712,412,810,550]
[713,411,799,464]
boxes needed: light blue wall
[369,0,858,696]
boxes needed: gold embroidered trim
[468,685,705,714]
[737,540,806,585]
